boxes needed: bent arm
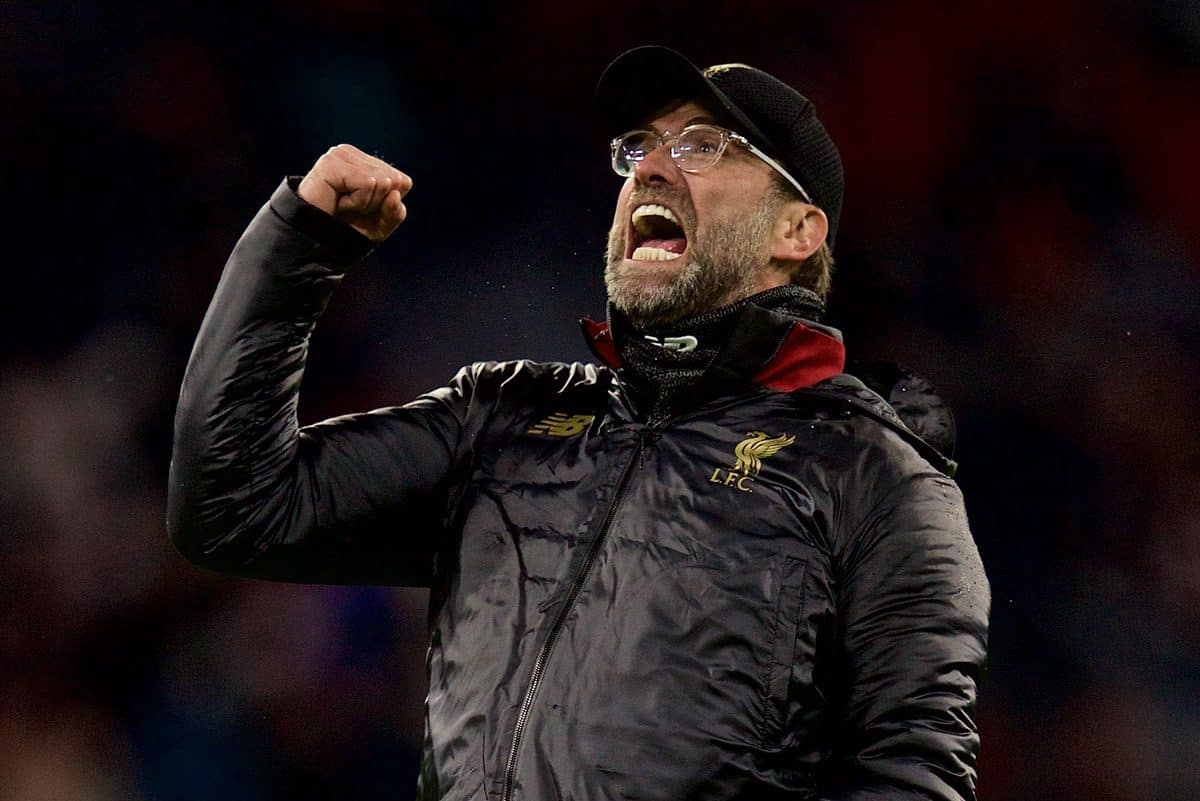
[819,472,991,801]
[167,179,469,585]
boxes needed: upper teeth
[632,204,679,225]
[631,246,681,261]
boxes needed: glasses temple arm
[735,135,813,203]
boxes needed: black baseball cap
[597,45,844,249]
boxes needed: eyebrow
[647,114,720,134]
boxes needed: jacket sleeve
[819,470,990,801]
[167,178,475,586]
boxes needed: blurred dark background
[2,1,1198,799]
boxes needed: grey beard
[605,202,777,330]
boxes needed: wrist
[270,177,376,264]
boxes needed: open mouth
[628,203,688,261]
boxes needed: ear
[769,202,829,263]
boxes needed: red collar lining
[581,317,622,368]
[752,321,845,391]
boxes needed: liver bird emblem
[732,431,795,476]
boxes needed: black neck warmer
[610,285,826,423]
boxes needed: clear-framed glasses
[610,123,812,203]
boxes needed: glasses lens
[613,131,657,176]
[672,127,725,171]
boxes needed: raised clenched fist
[297,144,413,242]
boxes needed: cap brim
[596,45,766,148]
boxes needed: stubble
[605,192,781,330]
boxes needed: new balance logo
[643,334,699,352]
[527,413,595,438]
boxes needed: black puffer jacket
[168,180,990,801]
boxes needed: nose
[633,140,685,188]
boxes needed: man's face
[605,101,782,329]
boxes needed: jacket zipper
[500,431,651,801]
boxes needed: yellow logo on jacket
[528,412,595,438]
[709,431,795,493]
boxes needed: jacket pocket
[757,555,808,743]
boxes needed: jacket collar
[580,297,846,397]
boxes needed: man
[169,46,990,801]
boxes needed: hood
[800,366,959,477]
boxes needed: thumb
[333,177,386,214]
